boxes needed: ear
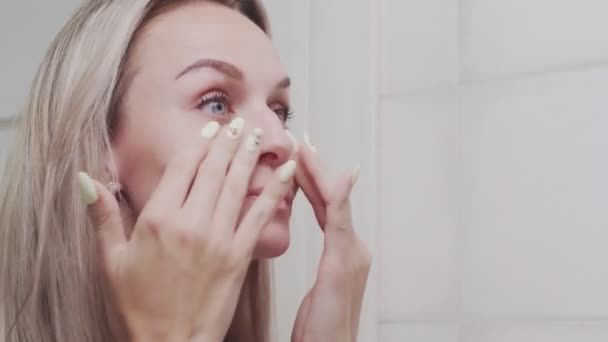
[103,146,123,192]
[106,143,137,237]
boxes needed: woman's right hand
[78,119,296,342]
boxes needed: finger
[299,134,360,232]
[78,172,126,257]
[145,121,221,213]
[325,173,356,232]
[295,162,327,229]
[294,138,329,228]
[299,133,332,199]
[300,133,360,203]
[212,128,263,235]
[291,291,312,342]
[234,159,297,254]
[351,271,370,340]
[182,117,246,220]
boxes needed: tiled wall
[0,0,82,172]
[380,0,608,341]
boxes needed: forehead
[130,1,285,79]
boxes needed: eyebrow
[175,58,291,89]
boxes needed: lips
[247,186,295,207]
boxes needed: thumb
[78,172,127,254]
[292,291,312,342]
[325,169,357,232]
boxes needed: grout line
[456,3,465,338]
[455,84,465,330]
[378,60,608,101]
[371,0,382,339]
[379,84,461,100]
[379,316,608,325]
[457,0,465,86]
[461,60,608,86]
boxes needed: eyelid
[197,89,231,105]
[195,89,235,119]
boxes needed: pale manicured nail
[201,121,221,139]
[227,117,246,138]
[286,130,299,153]
[351,165,361,187]
[77,172,98,205]
[246,128,264,151]
[278,160,297,183]
[304,132,317,153]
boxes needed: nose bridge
[249,109,293,167]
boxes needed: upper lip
[247,187,295,205]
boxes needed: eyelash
[195,89,295,124]
[196,90,232,112]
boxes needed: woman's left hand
[291,137,372,342]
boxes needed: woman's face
[112,2,296,258]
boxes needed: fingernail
[227,117,246,138]
[351,165,361,187]
[304,133,317,153]
[246,128,264,151]
[201,121,221,139]
[77,172,98,205]
[278,160,297,183]
[286,130,299,153]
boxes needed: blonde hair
[0,1,272,341]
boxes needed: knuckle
[139,212,168,237]
[205,236,232,260]
[174,226,196,247]
[92,208,115,230]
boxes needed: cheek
[240,197,292,259]
[115,121,187,213]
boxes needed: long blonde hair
[0,1,272,341]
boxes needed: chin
[252,217,291,259]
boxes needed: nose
[249,112,294,168]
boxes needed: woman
[0,0,371,341]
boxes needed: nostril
[259,152,279,168]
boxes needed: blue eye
[197,91,231,116]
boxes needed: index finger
[144,121,220,214]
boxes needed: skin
[112,1,295,258]
[84,2,371,341]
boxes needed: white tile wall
[0,1,82,119]
[379,0,608,340]
[461,0,608,81]
[379,89,460,321]
[380,0,460,95]
[380,323,460,342]
[462,322,608,342]
[461,67,608,318]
